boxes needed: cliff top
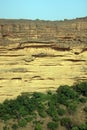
[0,17,87,48]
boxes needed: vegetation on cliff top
[0,81,87,130]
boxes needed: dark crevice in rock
[65,59,86,62]
[74,52,80,55]
[32,53,48,57]
[40,64,58,66]
[0,86,3,88]
[32,76,44,80]
[52,46,71,51]
[32,53,65,58]
[11,78,22,80]
[0,78,6,80]
[0,54,24,57]
[20,40,52,44]
[47,78,55,80]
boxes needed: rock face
[0,17,87,102]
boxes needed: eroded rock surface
[0,17,87,102]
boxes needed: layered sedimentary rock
[0,17,87,102]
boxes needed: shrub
[60,117,72,130]
[79,97,87,103]
[57,85,78,99]
[1,114,11,121]
[52,115,59,122]
[67,102,77,114]
[12,124,18,130]
[47,106,59,121]
[47,121,58,130]
[57,85,78,105]
[3,125,10,130]
[18,106,28,117]
[33,92,48,102]
[71,126,79,130]
[38,110,47,118]
[57,108,66,116]
[35,123,43,130]
[18,118,27,127]
[73,82,87,96]
[79,123,87,130]
[24,116,33,122]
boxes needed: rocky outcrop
[0,17,87,102]
[0,17,87,46]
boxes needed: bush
[79,97,87,103]
[47,106,59,121]
[47,121,58,130]
[33,92,48,102]
[35,123,43,130]
[3,125,10,130]
[12,124,18,130]
[52,115,59,122]
[18,118,27,127]
[71,126,79,130]
[57,108,66,116]
[57,85,78,99]
[18,106,28,116]
[79,123,87,130]
[60,117,72,130]
[67,102,78,114]
[1,114,11,121]
[73,82,87,96]
[38,110,47,118]
[57,85,78,105]
[24,116,33,122]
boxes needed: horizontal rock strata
[0,17,87,102]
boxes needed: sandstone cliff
[0,17,87,102]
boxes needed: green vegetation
[35,122,43,130]
[0,81,87,130]
[47,121,58,130]
[18,118,27,127]
[12,124,18,130]
[60,117,72,129]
